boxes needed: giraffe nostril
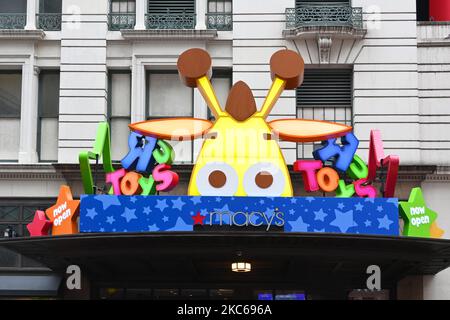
[209,170,227,188]
[255,171,273,189]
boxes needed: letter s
[152,163,179,192]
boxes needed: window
[109,0,136,30]
[148,0,195,14]
[37,0,62,30]
[108,71,132,161]
[0,71,22,161]
[417,0,430,21]
[111,0,136,13]
[0,200,53,268]
[0,0,26,13]
[39,0,62,13]
[296,0,348,5]
[147,71,193,163]
[208,69,232,121]
[208,0,232,13]
[38,70,60,162]
[0,0,27,29]
[207,0,232,30]
[296,69,352,159]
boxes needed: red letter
[152,163,179,192]
[293,160,323,192]
[367,130,399,197]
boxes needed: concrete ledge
[283,26,367,39]
[0,29,45,40]
[120,29,218,40]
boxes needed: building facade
[0,0,450,299]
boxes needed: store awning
[1,232,450,290]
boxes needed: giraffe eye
[196,162,239,196]
[243,162,285,196]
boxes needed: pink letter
[293,160,323,192]
[353,178,377,198]
[152,164,179,192]
[106,168,126,195]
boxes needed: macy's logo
[191,210,285,231]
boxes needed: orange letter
[317,167,339,192]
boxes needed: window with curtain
[296,69,352,159]
[0,71,22,161]
[109,71,132,161]
[147,71,193,163]
[38,70,59,162]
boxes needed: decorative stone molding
[120,29,217,40]
[318,36,332,64]
[0,29,45,40]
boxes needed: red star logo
[27,210,53,237]
[191,211,205,225]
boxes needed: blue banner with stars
[79,195,399,236]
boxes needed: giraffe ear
[129,118,213,141]
[268,119,352,142]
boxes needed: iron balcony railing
[145,11,196,29]
[206,13,232,31]
[286,4,364,29]
[36,13,61,31]
[108,13,136,30]
[0,13,26,29]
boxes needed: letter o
[317,167,339,192]
[120,172,143,195]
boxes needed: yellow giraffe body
[188,114,293,197]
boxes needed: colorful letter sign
[399,188,443,238]
[129,49,352,197]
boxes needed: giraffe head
[130,48,351,197]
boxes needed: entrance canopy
[1,233,450,291]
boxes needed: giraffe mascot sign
[31,48,444,238]
[130,48,351,197]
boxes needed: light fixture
[231,262,251,273]
[231,251,251,272]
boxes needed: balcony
[206,13,232,31]
[0,13,26,29]
[283,3,366,64]
[36,13,61,31]
[145,12,196,30]
[283,3,366,38]
[108,13,136,30]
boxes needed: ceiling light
[231,262,251,273]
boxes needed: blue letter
[312,133,359,172]
[121,132,157,173]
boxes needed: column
[25,0,37,30]
[195,0,207,30]
[58,0,109,163]
[134,0,146,30]
[131,57,146,123]
[18,59,39,163]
